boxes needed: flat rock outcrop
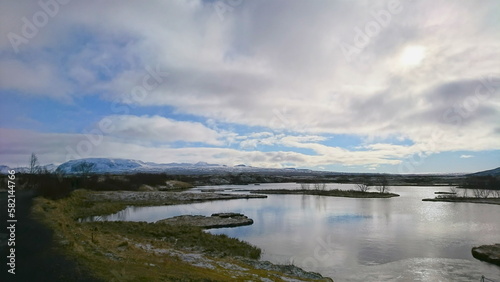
[472,244,500,266]
[157,213,254,229]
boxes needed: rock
[157,213,254,229]
[240,259,333,281]
[211,212,244,218]
[472,244,500,266]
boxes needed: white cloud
[0,59,72,100]
[0,0,499,169]
[100,115,223,145]
[460,154,473,159]
[0,128,402,168]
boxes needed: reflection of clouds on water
[80,185,500,281]
[334,258,500,282]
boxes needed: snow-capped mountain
[0,165,10,174]
[56,158,148,174]
[51,158,313,175]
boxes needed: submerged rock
[472,244,500,266]
[157,213,254,229]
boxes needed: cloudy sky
[1,0,499,173]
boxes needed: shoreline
[32,190,333,281]
[250,189,400,198]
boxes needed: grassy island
[251,189,400,198]
[422,197,500,205]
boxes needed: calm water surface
[96,184,500,281]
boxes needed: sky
[0,0,499,173]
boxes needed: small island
[434,191,457,195]
[251,189,400,198]
[157,213,254,229]
[422,197,500,205]
[471,244,500,266]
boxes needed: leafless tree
[375,176,389,193]
[473,188,491,198]
[27,153,41,189]
[356,183,370,192]
[449,186,458,197]
[314,183,326,191]
[300,183,310,190]
[462,188,468,198]
[29,153,40,174]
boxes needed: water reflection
[88,185,500,280]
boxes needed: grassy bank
[251,189,400,198]
[32,190,331,281]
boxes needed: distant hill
[467,167,500,177]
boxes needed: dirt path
[0,190,100,281]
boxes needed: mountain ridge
[467,167,500,177]
[53,158,313,175]
[1,158,497,176]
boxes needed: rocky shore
[157,213,254,229]
[471,244,500,266]
[240,258,333,281]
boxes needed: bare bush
[29,153,40,174]
[356,183,370,192]
[449,186,458,197]
[473,188,491,198]
[314,183,326,190]
[375,176,389,193]
[493,189,500,198]
[300,183,310,190]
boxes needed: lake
[93,184,500,281]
